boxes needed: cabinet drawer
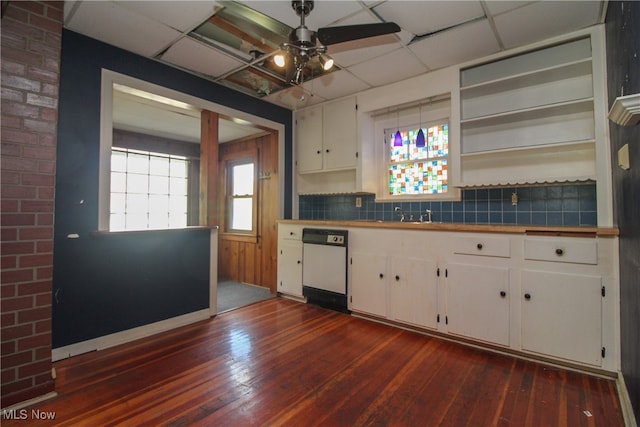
[524,237,597,265]
[278,225,303,241]
[454,236,510,258]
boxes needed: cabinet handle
[555,248,564,256]
[395,275,400,281]
[379,273,384,279]
[524,293,531,301]
[477,243,483,250]
[500,291,506,298]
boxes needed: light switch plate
[618,144,630,170]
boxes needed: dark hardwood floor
[4,298,624,426]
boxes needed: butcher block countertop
[277,219,619,236]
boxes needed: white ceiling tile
[483,1,535,16]
[263,85,327,110]
[408,19,500,71]
[240,1,363,29]
[331,37,403,68]
[65,1,182,57]
[301,69,370,100]
[236,1,298,28]
[313,8,410,67]
[161,37,245,78]
[113,1,221,32]
[494,1,602,49]
[63,0,79,22]
[347,48,427,87]
[374,1,485,36]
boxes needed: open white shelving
[459,37,597,186]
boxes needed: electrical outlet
[355,197,362,208]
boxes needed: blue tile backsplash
[299,184,597,226]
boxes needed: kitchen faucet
[394,206,406,222]
[420,209,433,223]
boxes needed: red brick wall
[1,1,63,408]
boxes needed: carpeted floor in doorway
[217,280,273,313]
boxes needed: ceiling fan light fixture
[274,53,286,68]
[319,54,334,71]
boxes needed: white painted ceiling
[64,0,607,143]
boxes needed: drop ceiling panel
[262,85,327,110]
[63,0,607,112]
[113,1,221,32]
[331,36,403,68]
[327,10,402,67]
[240,0,363,30]
[161,37,245,78]
[484,1,535,16]
[347,48,427,87]
[374,1,485,36]
[409,19,500,71]
[494,1,602,49]
[301,69,370,101]
[65,1,182,57]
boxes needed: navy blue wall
[53,30,293,348]
[606,2,640,421]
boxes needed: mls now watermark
[2,409,56,420]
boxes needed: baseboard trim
[52,309,211,362]
[1,392,58,413]
[617,373,639,427]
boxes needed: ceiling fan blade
[317,22,400,45]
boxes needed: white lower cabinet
[277,224,304,298]
[277,241,303,297]
[521,270,603,366]
[446,263,510,346]
[389,257,438,330]
[350,252,387,317]
[278,224,617,372]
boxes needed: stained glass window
[387,123,448,195]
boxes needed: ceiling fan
[273,0,401,85]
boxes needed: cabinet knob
[477,243,483,250]
[555,248,564,256]
[395,275,400,281]
[500,291,506,298]
[326,149,330,153]
[297,260,301,264]
[379,273,384,279]
[524,293,531,301]
[289,231,294,235]
[316,150,321,154]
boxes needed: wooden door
[217,132,279,293]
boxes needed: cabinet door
[522,270,602,366]
[323,97,357,170]
[350,252,387,317]
[296,105,323,172]
[277,241,303,297]
[389,257,438,330]
[446,263,510,346]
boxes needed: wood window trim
[219,147,259,240]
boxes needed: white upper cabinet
[295,105,323,173]
[296,96,358,174]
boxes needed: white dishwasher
[302,228,349,313]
